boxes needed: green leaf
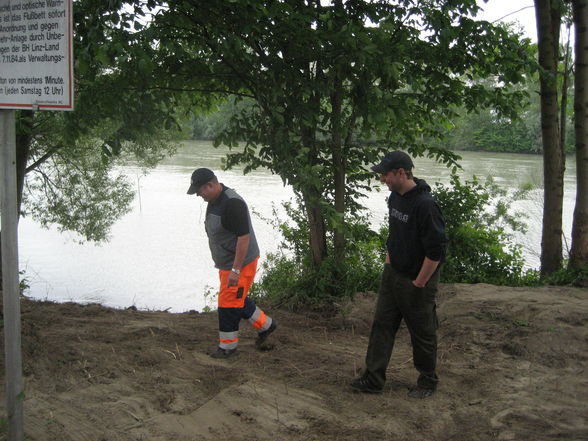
[95,47,110,66]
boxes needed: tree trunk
[300,117,327,267]
[560,28,572,152]
[330,0,346,260]
[15,111,34,215]
[535,0,566,276]
[302,190,328,267]
[570,0,588,269]
[331,78,346,260]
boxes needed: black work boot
[256,320,277,348]
[408,386,435,399]
[210,347,238,359]
[409,372,437,398]
[350,375,382,394]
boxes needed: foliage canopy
[141,0,535,281]
[15,0,192,242]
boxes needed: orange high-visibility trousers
[217,257,272,350]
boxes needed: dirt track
[1,283,587,441]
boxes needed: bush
[432,172,539,285]
[542,263,588,287]
[250,202,385,310]
[252,172,540,310]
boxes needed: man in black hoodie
[351,151,448,398]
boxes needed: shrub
[252,172,540,310]
[542,262,588,287]
[432,172,539,285]
[250,202,385,310]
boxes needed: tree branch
[26,146,62,174]
[111,86,255,99]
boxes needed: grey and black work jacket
[205,185,260,270]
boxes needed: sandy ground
[1,283,587,441]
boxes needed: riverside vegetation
[251,172,586,311]
[6,0,584,298]
[2,3,587,438]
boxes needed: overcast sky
[477,1,537,41]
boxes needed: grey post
[1,109,24,441]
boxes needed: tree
[429,57,577,154]
[7,1,186,234]
[190,98,255,140]
[534,0,566,276]
[570,0,588,270]
[143,0,533,294]
[0,0,187,287]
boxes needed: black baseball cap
[187,168,216,195]
[371,151,414,173]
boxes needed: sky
[476,0,537,41]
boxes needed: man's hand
[413,257,440,289]
[228,271,240,287]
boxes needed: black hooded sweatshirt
[386,177,448,280]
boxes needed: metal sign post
[1,109,23,441]
[1,0,74,439]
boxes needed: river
[17,141,578,312]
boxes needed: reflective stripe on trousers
[248,306,272,331]
[219,331,239,350]
[218,301,273,349]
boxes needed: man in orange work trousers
[187,168,277,358]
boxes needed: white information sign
[0,0,73,110]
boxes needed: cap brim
[187,184,199,195]
[371,163,388,173]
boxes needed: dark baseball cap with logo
[187,168,216,195]
[371,151,414,173]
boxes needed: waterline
[18,142,577,312]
